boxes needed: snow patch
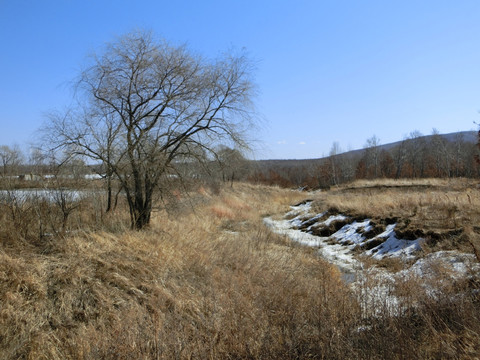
[361,224,424,259]
[323,214,348,226]
[331,220,371,245]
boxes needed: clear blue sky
[1,0,479,159]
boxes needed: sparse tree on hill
[430,128,450,177]
[363,135,380,178]
[379,150,394,177]
[329,141,342,185]
[391,138,408,179]
[45,30,256,229]
[337,153,357,183]
[406,131,426,177]
[451,133,466,177]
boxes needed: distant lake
[0,189,101,203]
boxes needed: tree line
[250,130,480,188]
[1,128,478,197]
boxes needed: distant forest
[248,130,480,188]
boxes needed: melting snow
[264,201,477,284]
[402,250,478,279]
[269,204,425,262]
[264,205,364,275]
[331,220,371,245]
[264,201,480,318]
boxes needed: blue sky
[1,1,479,159]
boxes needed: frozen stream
[264,201,476,275]
[263,213,361,282]
[264,201,480,316]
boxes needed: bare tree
[430,128,449,177]
[451,133,466,177]
[338,152,357,183]
[392,138,408,179]
[45,30,255,229]
[216,146,249,186]
[364,135,380,178]
[29,147,47,176]
[329,141,342,185]
[0,145,24,177]
[406,130,426,178]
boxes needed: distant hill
[257,130,477,165]
[367,130,477,153]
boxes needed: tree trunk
[105,163,115,212]
[106,175,112,212]
[132,199,152,229]
[130,181,153,230]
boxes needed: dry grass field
[0,180,479,359]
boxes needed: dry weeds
[0,181,479,359]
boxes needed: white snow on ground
[401,250,479,280]
[355,250,480,316]
[331,220,371,245]
[366,224,423,259]
[265,204,364,281]
[286,201,312,216]
[264,201,480,317]
[285,201,314,227]
[264,202,425,270]
[361,224,423,260]
[368,234,423,259]
[291,212,326,228]
[322,214,348,226]
[264,216,331,249]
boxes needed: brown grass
[0,181,479,358]
[0,184,356,358]
[311,178,480,253]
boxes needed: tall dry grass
[0,184,358,359]
[0,181,479,358]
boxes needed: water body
[0,189,101,203]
